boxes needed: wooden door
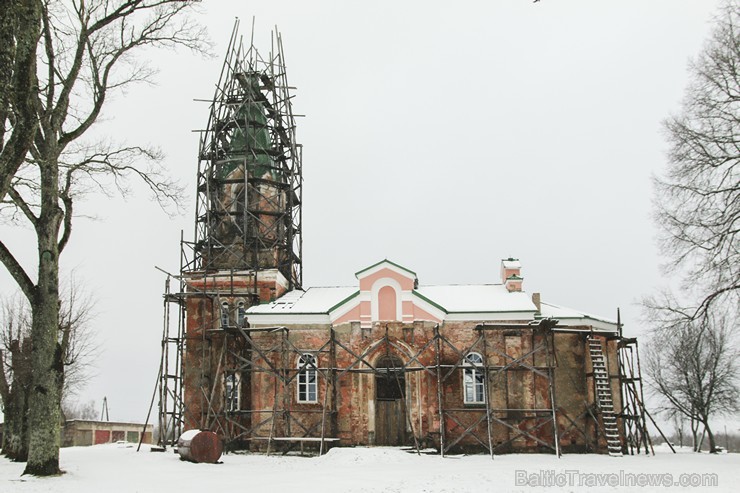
[375,357,406,446]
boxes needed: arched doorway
[375,355,406,446]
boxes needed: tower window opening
[225,373,241,412]
[221,301,230,328]
[236,301,246,327]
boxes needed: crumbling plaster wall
[240,319,621,454]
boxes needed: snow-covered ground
[1,443,737,492]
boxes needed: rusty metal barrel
[177,430,223,463]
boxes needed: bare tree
[644,298,739,453]
[0,277,97,461]
[61,398,97,420]
[655,0,740,317]
[56,276,98,398]
[670,411,686,448]
[0,0,209,475]
[0,295,32,461]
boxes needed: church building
[157,26,651,458]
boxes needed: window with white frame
[463,352,485,404]
[297,353,318,403]
[220,301,230,328]
[236,301,246,327]
[224,373,241,412]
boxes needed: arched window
[224,373,240,412]
[297,354,318,403]
[463,352,485,404]
[236,301,246,327]
[220,301,230,328]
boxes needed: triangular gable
[326,260,440,326]
[356,259,417,293]
[355,259,417,278]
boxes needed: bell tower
[157,21,303,443]
[192,24,302,291]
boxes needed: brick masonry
[181,273,624,455]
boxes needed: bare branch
[7,186,40,228]
[0,240,34,303]
[58,2,210,147]
[654,1,740,315]
[58,168,73,253]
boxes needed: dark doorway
[375,356,407,446]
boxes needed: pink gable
[330,261,442,325]
[358,267,415,291]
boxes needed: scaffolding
[435,322,561,457]
[191,19,302,288]
[146,22,667,458]
[617,335,674,455]
[151,21,302,448]
[150,287,665,457]
[618,336,653,454]
[153,319,577,457]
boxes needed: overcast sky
[0,0,725,422]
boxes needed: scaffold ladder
[588,337,623,457]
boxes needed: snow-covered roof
[414,284,535,313]
[247,286,358,314]
[246,284,617,332]
[538,301,617,331]
[246,284,540,316]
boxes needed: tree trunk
[2,385,29,461]
[704,421,718,453]
[0,0,16,148]
[691,417,700,452]
[23,264,63,476]
[23,218,64,475]
[2,338,32,461]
